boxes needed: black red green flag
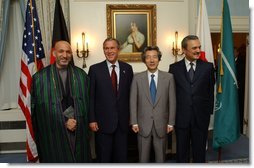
[50,0,70,64]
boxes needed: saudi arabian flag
[212,0,240,149]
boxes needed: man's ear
[182,48,186,54]
[53,49,56,56]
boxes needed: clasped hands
[66,118,77,132]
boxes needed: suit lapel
[117,61,128,98]
[118,62,124,98]
[154,71,163,106]
[192,60,202,83]
[101,61,116,96]
[141,72,153,105]
[179,59,191,83]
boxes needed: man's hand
[66,118,77,132]
[132,125,139,133]
[89,122,99,132]
[167,125,174,133]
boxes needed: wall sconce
[172,31,183,62]
[76,32,89,68]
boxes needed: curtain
[0,0,10,73]
[0,0,70,110]
[19,0,25,21]
[35,0,70,63]
[0,0,22,110]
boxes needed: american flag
[18,0,45,162]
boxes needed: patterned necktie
[150,74,156,104]
[111,65,117,96]
[189,62,194,81]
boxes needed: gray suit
[130,70,176,162]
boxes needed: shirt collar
[106,60,119,69]
[147,69,158,77]
[184,58,197,67]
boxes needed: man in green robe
[31,41,90,163]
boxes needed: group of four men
[31,35,215,163]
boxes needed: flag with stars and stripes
[18,0,45,162]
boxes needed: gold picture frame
[106,4,157,62]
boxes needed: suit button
[151,116,153,119]
[191,85,194,87]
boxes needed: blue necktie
[150,74,156,104]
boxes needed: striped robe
[31,64,90,163]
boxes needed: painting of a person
[120,22,145,53]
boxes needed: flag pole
[218,147,222,162]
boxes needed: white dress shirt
[184,58,197,72]
[147,70,158,88]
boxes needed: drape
[0,0,10,73]
[0,0,70,110]
[35,0,70,63]
[0,0,22,110]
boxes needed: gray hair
[181,35,199,49]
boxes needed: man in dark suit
[234,46,246,133]
[88,37,133,162]
[169,35,215,163]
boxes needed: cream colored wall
[1,0,249,154]
[69,0,191,73]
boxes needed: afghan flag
[212,0,240,149]
[50,0,70,64]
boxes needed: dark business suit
[169,58,215,163]
[88,60,133,162]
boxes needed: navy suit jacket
[169,59,215,131]
[88,60,133,134]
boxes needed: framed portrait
[107,4,157,62]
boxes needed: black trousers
[175,124,208,163]
[95,126,128,163]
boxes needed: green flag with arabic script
[213,0,240,149]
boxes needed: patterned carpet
[208,158,249,163]
[206,135,249,163]
[0,135,249,163]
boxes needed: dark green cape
[31,64,90,163]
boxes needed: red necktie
[111,65,117,95]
